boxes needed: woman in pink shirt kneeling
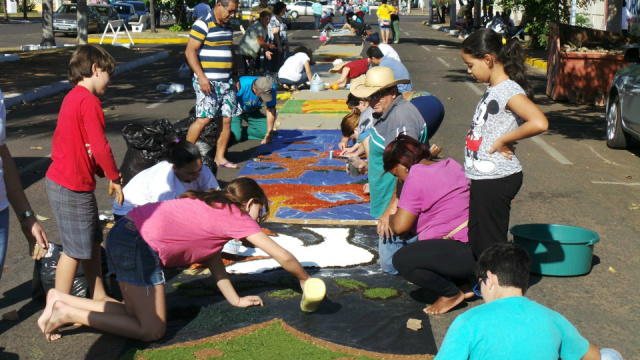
[384,135,476,315]
[38,177,310,341]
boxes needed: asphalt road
[0,16,639,359]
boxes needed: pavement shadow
[0,281,44,338]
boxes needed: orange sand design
[248,150,368,215]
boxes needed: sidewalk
[422,21,549,71]
[0,45,176,108]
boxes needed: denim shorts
[105,218,165,287]
[378,234,418,275]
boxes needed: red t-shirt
[345,59,369,79]
[46,86,120,191]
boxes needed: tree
[149,0,157,32]
[3,0,9,21]
[77,0,88,44]
[40,0,55,46]
[495,0,597,48]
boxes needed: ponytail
[461,28,533,99]
[179,177,270,223]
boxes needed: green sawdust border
[129,318,433,360]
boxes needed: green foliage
[495,0,598,49]
[268,288,301,299]
[575,14,592,28]
[334,278,368,291]
[18,0,37,12]
[362,287,399,300]
[125,321,378,360]
[169,23,187,31]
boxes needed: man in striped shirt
[185,0,240,169]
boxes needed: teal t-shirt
[435,297,590,360]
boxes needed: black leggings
[392,239,476,298]
[468,171,523,259]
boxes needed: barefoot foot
[43,301,70,342]
[424,291,465,315]
[458,284,475,300]
[38,289,61,334]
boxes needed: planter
[546,22,635,106]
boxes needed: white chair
[100,19,134,46]
[130,14,149,32]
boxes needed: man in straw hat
[350,66,429,275]
[329,58,370,89]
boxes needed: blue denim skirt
[105,217,165,287]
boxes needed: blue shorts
[106,217,165,287]
[378,234,418,275]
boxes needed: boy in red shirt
[45,46,124,333]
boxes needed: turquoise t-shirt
[236,76,277,113]
[436,297,590,360]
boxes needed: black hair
[366,46,384,59]
[382,134,431,172]
[461,28,534,99]
[168,140,202,169]
[381,0,387,4]
[346,93,362,108]
[273,1,286,16]
[476,243,531,293]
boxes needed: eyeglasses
[472,283,483,298]
[367,89,391,102]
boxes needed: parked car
[606,47,640,149]
[53,3,102,35]
[122,0,151,27]
[112,2,138,26]
[288,1,333,18]
[91,4,120,31]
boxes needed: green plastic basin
[510,224,599,276]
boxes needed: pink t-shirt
[398,159,470,242]
[129,198,262,267]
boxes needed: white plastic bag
[310,73,324,91]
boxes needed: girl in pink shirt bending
[38,178,311,342]
[384,135,476,315]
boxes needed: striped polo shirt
[189,13,234,81]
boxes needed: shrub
[18,0,37,12]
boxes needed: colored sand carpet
[279,99,351,115]
[238,129,375,223]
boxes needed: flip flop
[217,161,237,169]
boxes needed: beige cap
[254,77,274,102]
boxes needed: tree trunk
[174,0,187,26]
[41,0,56,46]
[149,0,156,32]
[3,0,9,21]
[77,0,87,44]
[22,0,26,18]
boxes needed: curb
[422,21,548,72]
[88,38,189,44]
[4,51,169,108]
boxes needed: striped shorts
[46,178,102,259]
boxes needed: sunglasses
[472,276,487,299]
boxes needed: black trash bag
[32,243,87,302]
[120,118,177,185]
[173,114,218,176]
[32,243,122,303]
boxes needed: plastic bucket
[510,224,599,276]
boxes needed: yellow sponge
[300,278,326,313]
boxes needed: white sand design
[222,227,374,274]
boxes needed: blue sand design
[238,130,375,221]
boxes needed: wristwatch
[19,210,34,223]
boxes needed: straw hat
[350,66,410,98]
[329,59,347,73]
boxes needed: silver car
[606,48,640,149]
[53,4,102,35]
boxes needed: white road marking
[146,94,176,109]
[531,137,574,165]
[465,81,484,95]
[404,31,410,36]
[591,181,640,186]
[586,145,625,166]
[421,45,432,52]
[436,57,450,68]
